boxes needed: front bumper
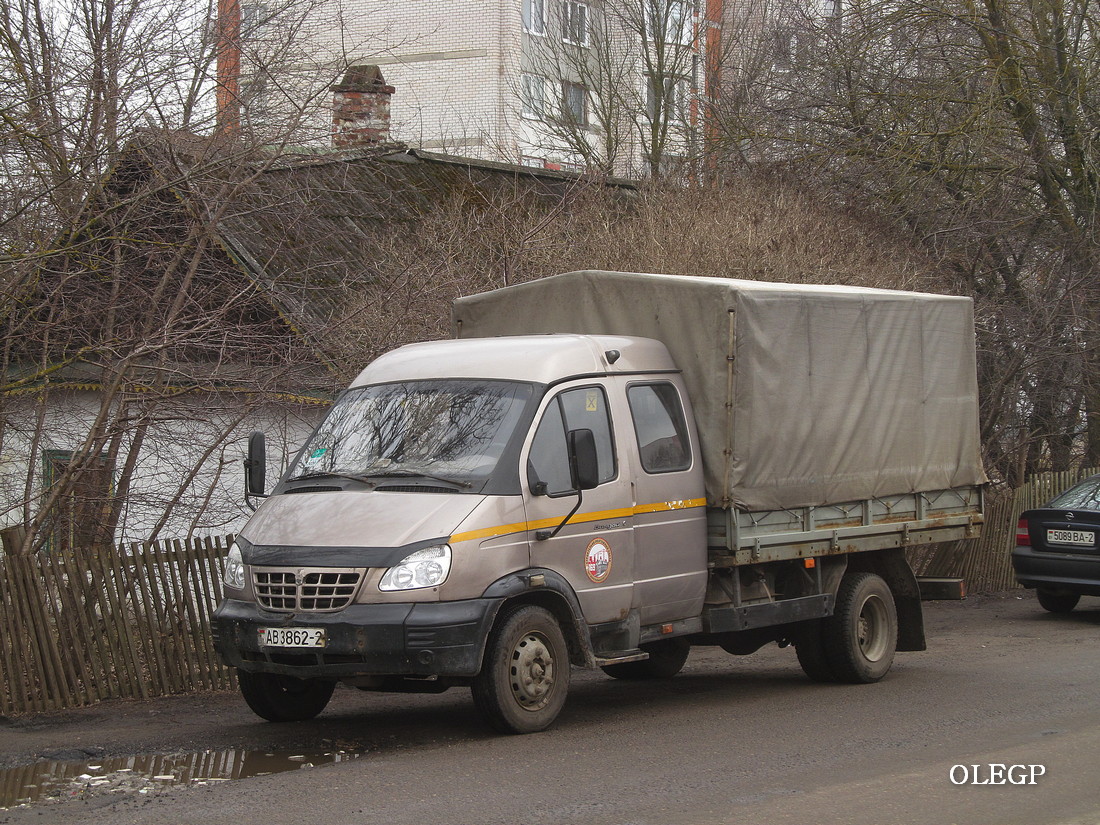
[212,597,503,679]
[1011,546,1100,596]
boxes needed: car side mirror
[245,431,267,498]
[568,428,599,491]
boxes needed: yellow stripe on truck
[632,498,708,516]
[449,498,707,544]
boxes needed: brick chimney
[332,65,394,148]
[215,0,241,136]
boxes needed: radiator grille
[253,567,364,612]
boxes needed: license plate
[1047,529,1095,547]
[257,627,327,648]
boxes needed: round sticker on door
[584,539,612,583]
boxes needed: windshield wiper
[287,471,378,486]
[364,470,473,489]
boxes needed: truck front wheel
[472,605,570,734]
[823,572,897,683]
[237,671,335,722]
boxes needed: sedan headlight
[223,542,246,590]
[379,544,452,591]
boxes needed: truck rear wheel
[794,621,840,683]
[822,572,897,683]
[472,605,570,734]
[601,638,690,680]
[237,671,335,722]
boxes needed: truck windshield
[289,380,534,488]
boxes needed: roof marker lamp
[379,544,452,591]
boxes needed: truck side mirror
[245,431,267,498]
[535,428,600,541]
[568,428,599,491]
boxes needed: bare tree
[0,0,355,556]
[517,0,704,178]
[707,0,1100,483]
[340,167,938,364]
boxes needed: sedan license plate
[1047,529,1095,547]
[258,627,326,648]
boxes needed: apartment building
[242,0,721,177]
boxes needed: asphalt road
[2,592,1100,825]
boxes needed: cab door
[622,379,708,625]
[523,383,635,625]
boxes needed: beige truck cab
[214,271,986,733]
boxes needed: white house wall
[0,391,325,546]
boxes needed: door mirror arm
[536,488,583,542]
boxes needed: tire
[601,638,690,680]
[1036,589,1080,614]
[472,605,570,734]
[237,671,335,722]
[794,620,840,683]
[821,572,897,684]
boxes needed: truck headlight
[223,542,246,590]
[379,545,452,591]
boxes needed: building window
[646,74,688,121]
[770,26,793,71]
[563,0,589,45]
[561,81,588,126]
[522,74,547,119]
[768,25,818,72]
[644,0,692,46]
[41,449,115,553]
[523,0,547,34]
[240,1,270,35]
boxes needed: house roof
[208,146,635,358]
[15,134,636,395]
[154,141,638,367]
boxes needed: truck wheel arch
[845,548,925,652]
[481,569,593,668]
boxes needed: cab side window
[528,386,616,495]
[627,383,691,473]
[527,400,571,495]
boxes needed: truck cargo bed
[707,484,984,566]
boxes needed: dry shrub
[335,174,946,378]
[543,179,940,291]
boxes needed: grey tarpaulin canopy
[452,270,987,511]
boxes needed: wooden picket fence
[911,467,1100,593]
[1,469,1098,717]
[0,536,234,717]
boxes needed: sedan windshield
[289,380,534,487]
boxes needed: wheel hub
[510,632,555,710]
[857,595,889,662]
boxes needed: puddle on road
[0,747,360,808]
